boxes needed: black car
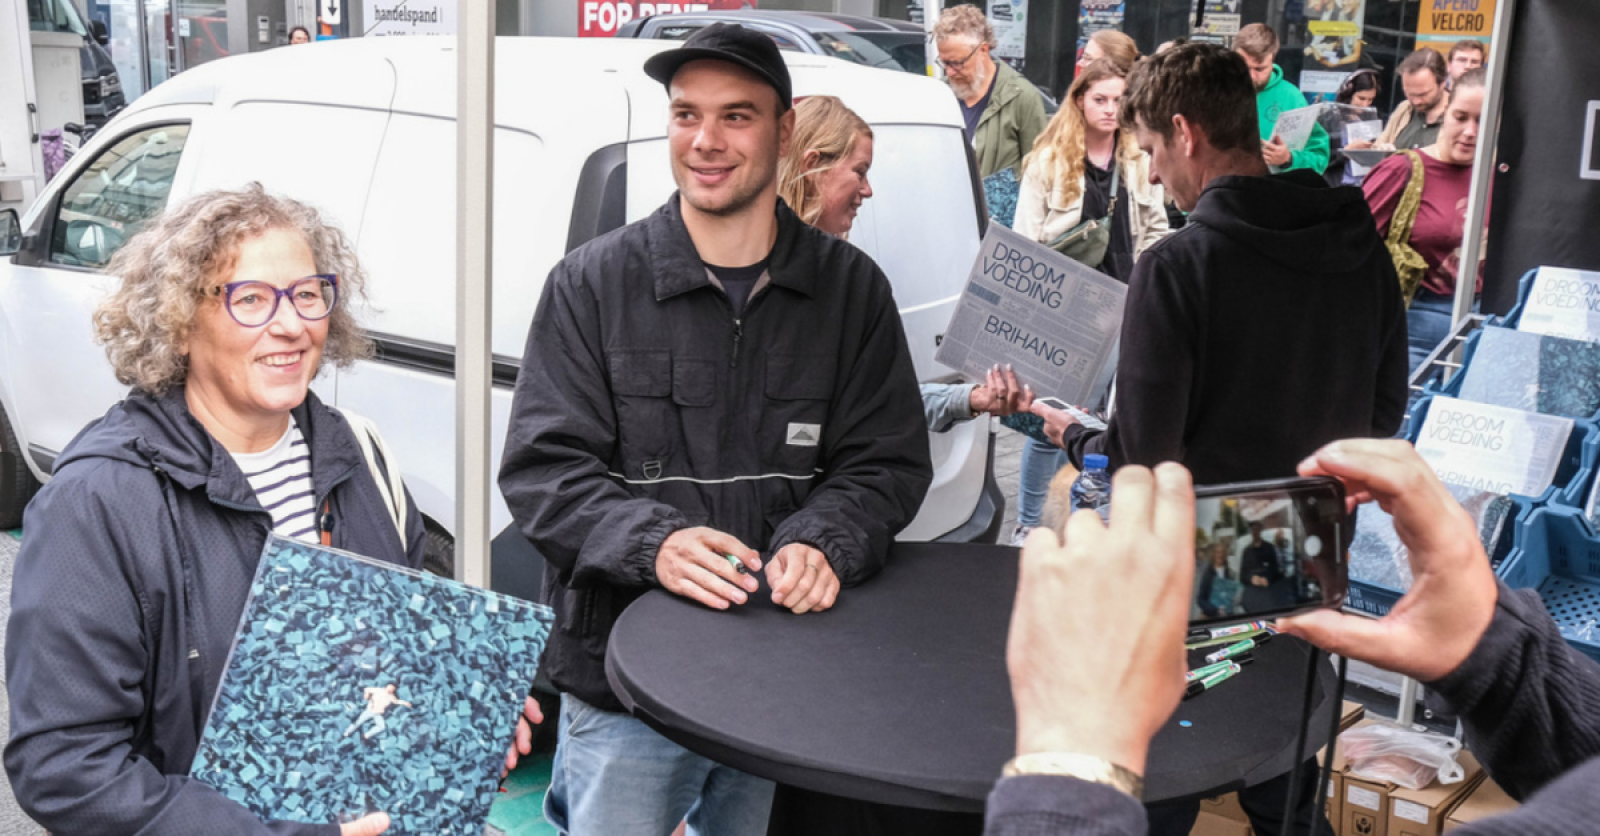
[615,9,1057,113]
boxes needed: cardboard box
[1198,792,1247,822]
[1318,744,1349,826]
[1443,775,1518,832]
[1341,770,1396,836]
[1385,751,1484,836]
[1190,810,1253,836]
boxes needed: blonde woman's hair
[932,4,995,48]
[1021,59,1141,210]
[94,182,373,395]
[1087,29,1141,73]
[778,95,873,233]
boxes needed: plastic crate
[1494,268,1542,331]
[1497,506,1600,664]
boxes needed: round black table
[606,542,1335,813]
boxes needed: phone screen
[1189,477,1347,627]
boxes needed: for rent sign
[579,1,751,37]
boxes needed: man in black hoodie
[1029,43,1408,835]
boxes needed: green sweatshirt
[1256,65,1329,175]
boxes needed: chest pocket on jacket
[609,349,676,474]
[763,353,833,474]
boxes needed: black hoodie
[5,388,424,835]
[1063,170,1408,483]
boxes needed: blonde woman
[1077,29,1140,75]
[777,95,874,239]
[1009,59,1167,546]
[1014,59,1168,284]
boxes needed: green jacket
[971,61,1048,180]
[1256,65,1329,175]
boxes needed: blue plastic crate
[1497,506,1600,664]
[1495,268,1542,331]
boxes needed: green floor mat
[487,752,558,835]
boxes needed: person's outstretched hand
[1007,462,1196,775]
[503,695,545,777]
[1276,439,1498,682]
[1027,400,1080,448]
[340,812,391,835]
[970,364,1034,417]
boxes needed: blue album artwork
[1350,484,1516,593]
[983,167,1021,230]
[1457,327,1600,420]
[191,535,553,835]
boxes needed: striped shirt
[230,421,318,543]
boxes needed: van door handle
[27,103,38,143]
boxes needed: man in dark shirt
[1377,48,1450,150]
[1239,521,1286,612]
[1026,42,1407,835]
[990,439,1600,836]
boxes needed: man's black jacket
[499,195,932,710]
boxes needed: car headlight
[100,75,121,96]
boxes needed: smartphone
[1033,396,1108,431]
[1188,476,1347,628]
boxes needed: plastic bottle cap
[1084,454,1109,470]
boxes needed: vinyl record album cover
[191,535,553,835]
[1457,326,1600,419]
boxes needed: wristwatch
[1001,752,1144,800]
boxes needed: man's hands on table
[656,526,763,610]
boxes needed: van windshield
[811,31,927,75]
[27,0,90,37]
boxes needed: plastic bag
[1341,724,1465,790]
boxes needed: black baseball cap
[643,22,793,110]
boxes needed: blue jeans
[1017,437,1068,528]
[1406,292,1455,375]
[543,693,775,835]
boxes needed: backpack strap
[337,407,408,546]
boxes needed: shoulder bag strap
[336,406,408,545]
[1387,150,1426,249]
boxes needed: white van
[0,36,1001,593]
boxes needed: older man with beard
[933,4,1047,179]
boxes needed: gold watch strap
[1001,752,1144,800]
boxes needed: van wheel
[422,518,455,578]
[0,405,41,530]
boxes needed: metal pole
[1395,674,1419,727]
[455,0,494,588]
[923,0,942,78]
[1451,0,1518,331]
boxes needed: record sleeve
[190,535,553,835]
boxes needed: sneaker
[1009,525,1033,547]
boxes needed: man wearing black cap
[499,23,932,834]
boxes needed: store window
[50,124,190,269]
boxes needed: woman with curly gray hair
[2,184,527,836]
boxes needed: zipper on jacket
[730,319,743,368]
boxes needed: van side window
[49,124,191,269]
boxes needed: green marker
[1183,661,1241,700]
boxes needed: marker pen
[1188,620,1271,643]
[1183,662,1242,700]
[1184,652,1255,683]
[1204,632,1275,664]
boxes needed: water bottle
[1070,454,1113,522]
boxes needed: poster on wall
[364,0,456,36]
[1078,0,1125,50]
[1191,0,1239,44]
[1301,0,1366,72]
[989,0,1028,71]
[1481,0,1600,314]
[578,0,752,37]
[1414,0,1495,56]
